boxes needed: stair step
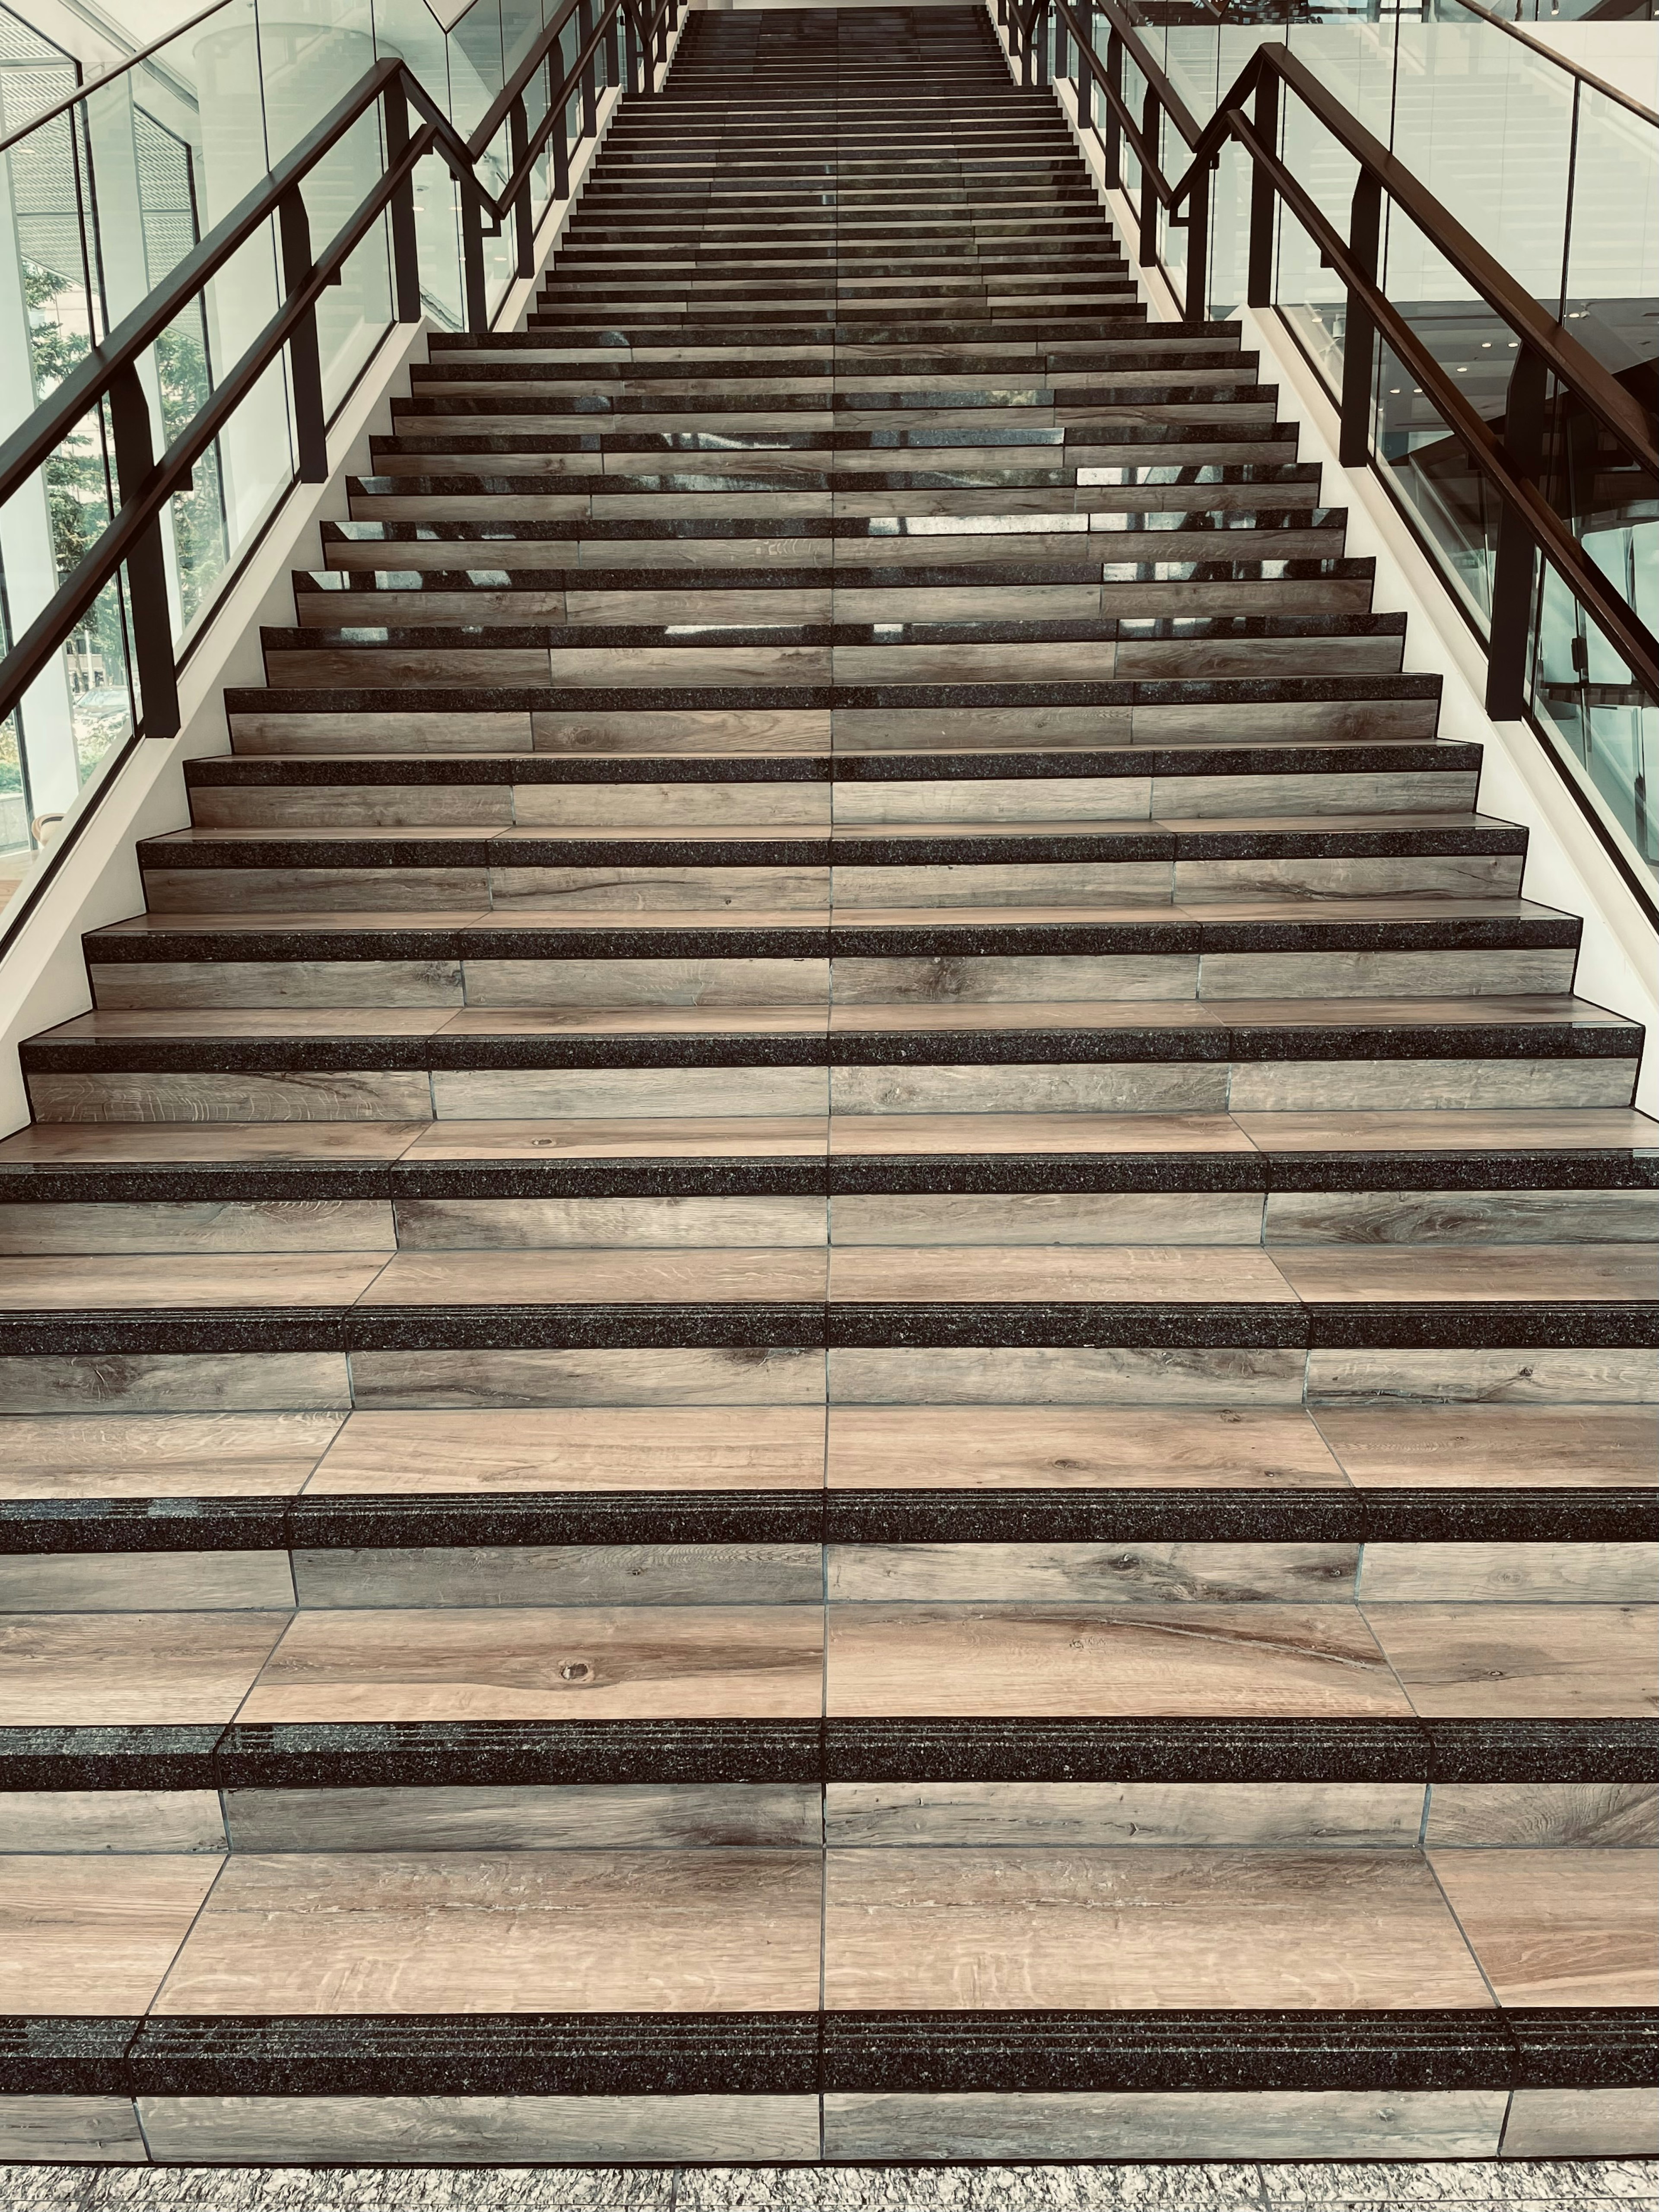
[5,0,1653,2156]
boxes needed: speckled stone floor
[2,2165,1656,2210]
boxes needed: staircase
[0,1,1653,2173]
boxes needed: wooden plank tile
[827,1604,1409,1717]
[309,1407,825,1493]
[0,2097,149,2162]
[0,1411,343,1497]
[1502,2088,1659,2157]
[0,1254,393,1313]
[1274,1245,1655,1304]
[223,1783,822,1854]
[823,1847,1493,2008]
[1424,1784,1658,1850]
[1314,1404,1657,1487]
[1366,1604,1658,1718]
[1427,1847,1659,2006]
[823,2089,1506,2161]
[824,1781,1423,1850]
[362,1249,828,1306]
[241,1606,825,1721]
[0,1613,287,1723]
[829,1542,1356,1604]
[0,1789,226,1854]
[0,1855,221,2014]
[137,2093,819,2163]
[1358,1542,1657,1604]
[826,1245,1295,1304]
[154,1849,823,2012]
[826,1406,1344,1487]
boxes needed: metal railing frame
[0,0,683,756]
[1005,0,1658,731]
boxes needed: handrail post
[604,0,621,92]
[508,95,534,277]
[1103,31,1122,188]
[461,193,488,333]
[384,77,422,321]
[106,364,181,744]
[579,0,598,137]
[1338,168,1382,467]
[1078,0,1095,134]
[1486,344,1549,721]
[1138,84,1159,268]
[625,3,642,95]
[1184,159,1211,325]
[553,58,571,201]
[1246,68,1279,309]
[276,187,328,483]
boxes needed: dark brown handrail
[1031,0,1658,721]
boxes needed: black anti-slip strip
[0,1299,1651,1356]
[2,2006,1650,2096]
[25,1020,1635,1075]
[2,1487,1650,1553]
[1,1718,1651,1790]
[1,1149,1649,1207]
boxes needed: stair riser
[222,701,1440,756]
[293,580,1377,626]
[6,1783,1651,1856]
[137,855,1513,913]
[0,2088,1651,2166]
[186,769,1464,829]
[2,1189,1652,1255]
[4,1543,1656,1611]
[86,947,1579,1009]
[2,1343,1648,1415]
[23,1056,1632,1126]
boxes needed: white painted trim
[987,0,1656,1109]
[0,20,694,1137]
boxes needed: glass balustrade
[1049,0,1657,888]
[0,0,605,864]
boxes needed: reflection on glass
[0,0,626,861]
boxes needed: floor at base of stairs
[0,2158,1654,2207]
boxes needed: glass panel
[1531,558,1658,884]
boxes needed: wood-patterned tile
[239,1606,825,1721]
[1365,1604,1658,1718]
[0,1612,287,1723]
[823,1847,1493,2009]
[0,1411,343,1498]
[1427,1848,1659,2006]
[222,1782,822,1854]
[827,1604,1408,1717]
[1424,1783,1658,1850]
[400,1118,828,1160]
[0,1254,394,1312]
[154,1849,823,2013]
[823,2088,1507,2161]
[362,1249,828,1305]
[135,2092,820,2164]
[0,1856,221,2014]
[308,1408,826,1493]
[826,1245,1294,1304]
[1313,1405,1656,1488]
[826,1405,1345,1489]
[824,1781,1422,1850]
[1273,1245,1655,1304]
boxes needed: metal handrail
[1421,0,1657,125]
[0,0,683,752]
[1033,0,1659,721]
